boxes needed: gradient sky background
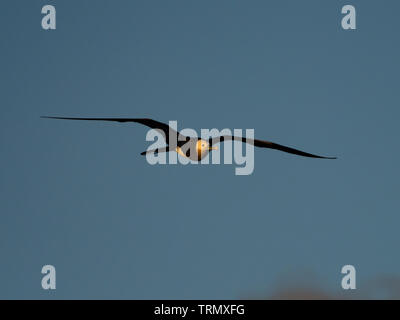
[1,0,399,299]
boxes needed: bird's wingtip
[41,116,57,119]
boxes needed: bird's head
[196,139,218,158]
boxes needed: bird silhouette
[41,116,336,161]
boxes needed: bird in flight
[41,116,336,161]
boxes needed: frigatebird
[41,116,336,161]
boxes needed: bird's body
[174,139,218,161]
[41,116,336,161]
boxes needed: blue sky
[1,0,399,299]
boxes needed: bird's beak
[209,146,218,151]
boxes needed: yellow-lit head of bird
[196,139,218,160]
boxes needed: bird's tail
[140,146,171,156]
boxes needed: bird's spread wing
[41,116,183,144]
[210,136,336,159]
